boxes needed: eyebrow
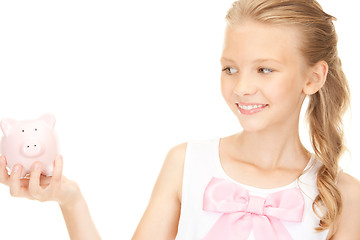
[220,57,282,64]
[252,58,282,64]
[220,57,236,63]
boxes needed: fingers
[0,156,9,185]
[50,154,63,191]
[28,162,43,200]
[9,164,24,197]
[28,155,64,201]
[5,155,65,202]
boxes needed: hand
[0,155,102,240]
[0,154,79,206]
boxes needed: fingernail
[12,165,20,173]
[33,163,40,171]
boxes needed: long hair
[225,0,350,231]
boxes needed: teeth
[237,104,267,110]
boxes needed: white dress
[175,137,329,240]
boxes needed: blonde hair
[225,0,350,231]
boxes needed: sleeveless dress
[175,137,330,240]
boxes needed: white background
[0,1,358,239]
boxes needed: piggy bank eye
[21,130,25,133]
[35,128,37,131]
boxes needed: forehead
[222,21,304,65]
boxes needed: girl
[132,0,360,239]
[0,1,359,240]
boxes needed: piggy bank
[0,114,58,177]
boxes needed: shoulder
[162,141,188,177]
[337,171,360,209]
[161,142,188,200]
[163,142,188,172]
[337,172,360,207]
[337,171,360,193]
[147,142,188,200]
[328,172,360,239]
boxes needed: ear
[0,118,17,137]
[39,113,56,129]
[303,60,329,95]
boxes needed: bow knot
[247,196,266,215]
[202,177,304,240]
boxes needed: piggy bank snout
[20,140,45,157]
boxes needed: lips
[236,102,269,115]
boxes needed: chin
[238,119,269,133]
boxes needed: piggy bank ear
[39,114,56,129]
[0,118,17,137]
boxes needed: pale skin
[132,21,360,239]
[0,155,101,240]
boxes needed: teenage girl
[0,1,359,240]
[132,0,360,239]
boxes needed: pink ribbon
[202,177,304,240]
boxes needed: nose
[233,73,257,96]
[21,140,44,157]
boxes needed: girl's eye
[222,67,238,75]
[258,68,273,74]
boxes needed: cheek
[265,75,304,108]
[271,82,291,102]
[220,77,233,100]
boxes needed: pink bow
[202,177,304,240]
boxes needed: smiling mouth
[237,103,268,110]
[235,103,269,115]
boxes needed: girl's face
[221,20,310,132]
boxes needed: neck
[233,123,310,170]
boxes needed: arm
[327,172,360,240]
[60,188,101,240]
[0,155,101,240]
[132,142,187,240]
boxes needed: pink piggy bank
[0,114,58,177]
